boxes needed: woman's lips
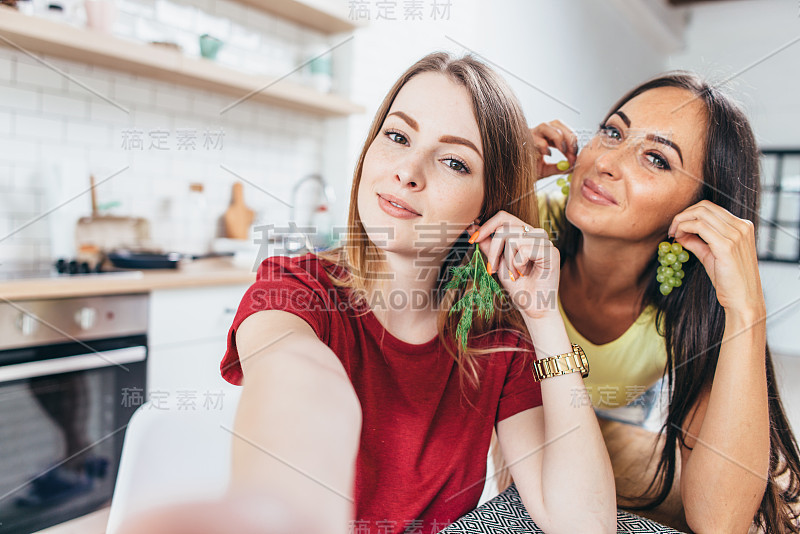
[377,194,421,219]
[580,179,618,206]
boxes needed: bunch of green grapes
[656,241,690,295]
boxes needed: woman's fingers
[669,201,739,237]
[531,122,575,157]
[669,201,763,312]
[504,236,519,280]
[486,221,512,275]
[549,119,579,162]
[669,202,744,261]
[471,211,507,272]
[671,218,724,261]
[472,212,526,276]
[470,211,559,288]
[529,120,578,177]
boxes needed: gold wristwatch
[530,343,589,382]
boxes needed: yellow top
[538,189,667,408]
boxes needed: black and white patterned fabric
[440,484,684,533]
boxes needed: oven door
[0,335,146,534]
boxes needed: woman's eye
[386,131,408,145]
[600,125,621,141]
[645,153,670,171]
[443,157,469,174]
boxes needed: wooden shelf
[237,0,361,34]
[0,7,364,117]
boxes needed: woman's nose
[593,142,630,180]
[395,154,425,189]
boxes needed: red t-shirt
[221,253,542,533]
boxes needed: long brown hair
[552,72,800,533]
[317,52,540,389]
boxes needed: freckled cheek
[631,194,680,230]
[574,145,600,170]
[445,184,483,223]
[362,143,394,178]
[425,186,464,220]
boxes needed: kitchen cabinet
[0,4,364,117]
[148,284,249,399]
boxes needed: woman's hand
[116,492,317,534]
[529,120,579,178]
[467,210,560,319]
[668,200,765,317]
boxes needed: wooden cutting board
[223,182,254,240]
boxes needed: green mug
[199,34,223,60]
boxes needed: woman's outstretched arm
[116,310,362,534]
[230,310,363,534]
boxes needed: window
[758,149,800,263]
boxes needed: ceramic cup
[199,34,224,60]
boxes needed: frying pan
[107,250,234,270]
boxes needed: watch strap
[530,343,589,382]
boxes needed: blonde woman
[219,52,614,534]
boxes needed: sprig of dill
[444,243,506,352]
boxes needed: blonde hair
[317,52,540,391]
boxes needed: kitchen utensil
[107,250,234,270]
[223,182,254,240]
[75,174,151,263]
[107,251,182,270]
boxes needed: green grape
[557,160,570,171]
[557,178,566,186]
[656,240,688,295]
[561,185,570,195]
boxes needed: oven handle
[0,346,146,383]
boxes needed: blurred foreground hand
[116,491,320,534]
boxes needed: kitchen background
[0,0,798,531]
[2,0,797,367]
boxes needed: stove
[0,260,143,281]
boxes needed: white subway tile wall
[0,0,334,264]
